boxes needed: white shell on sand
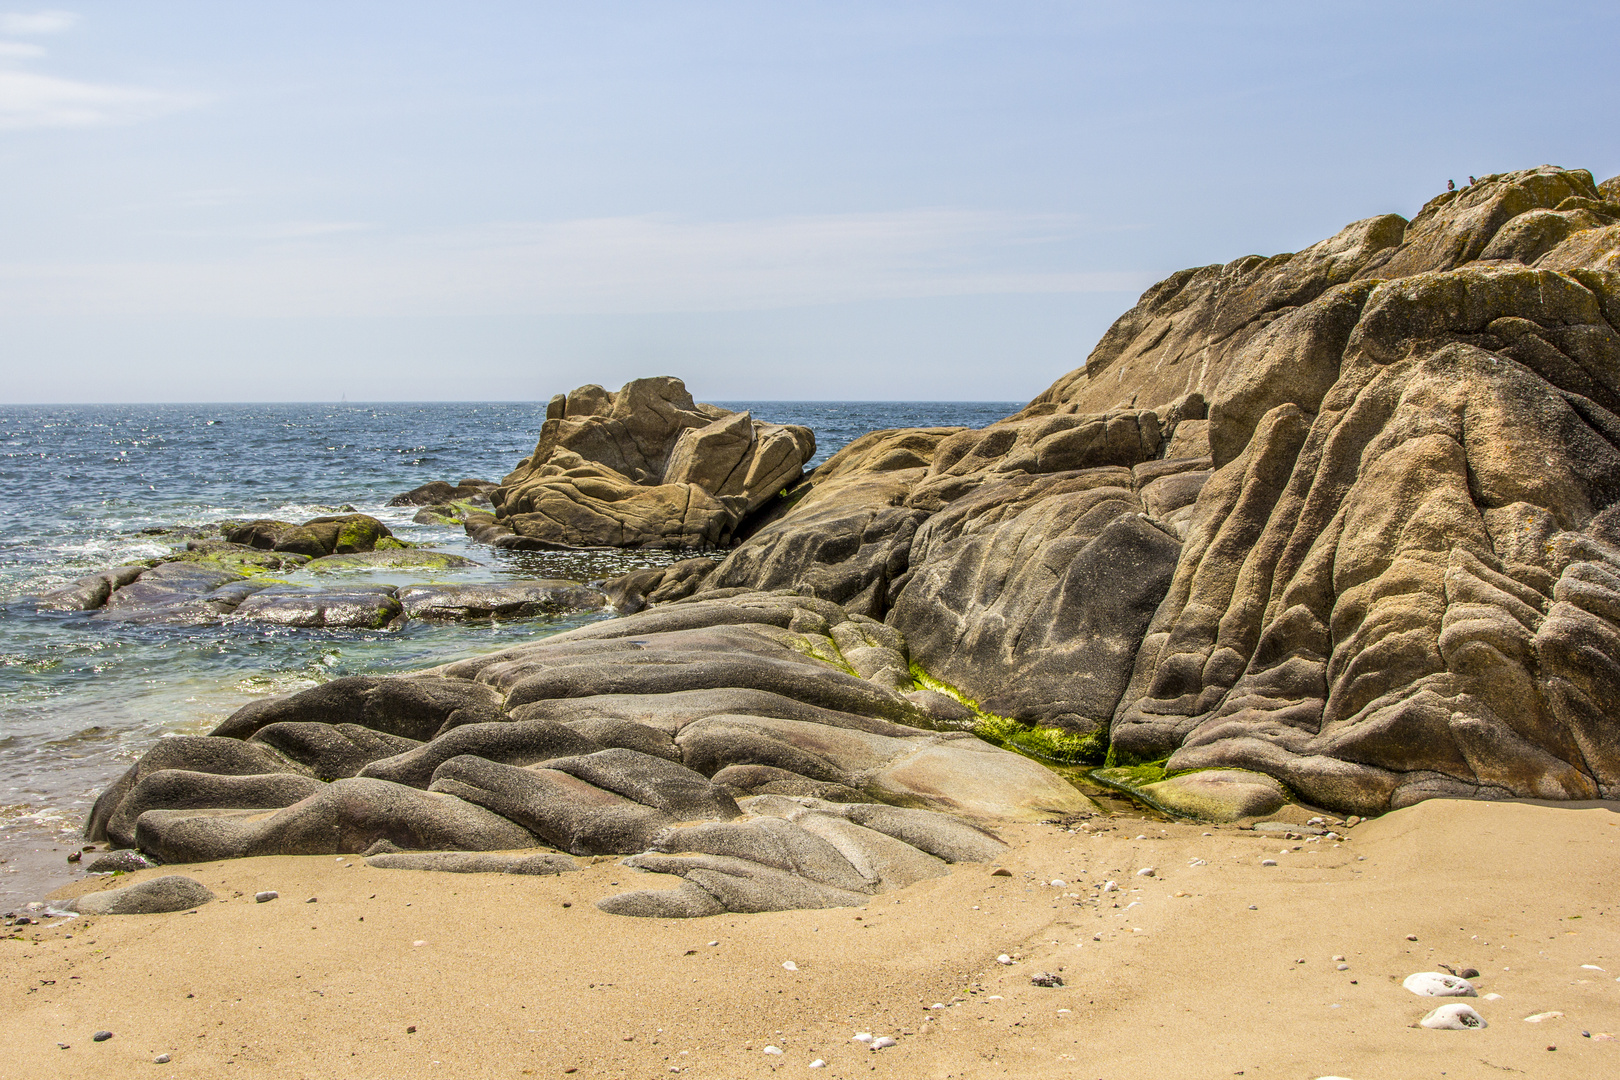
[851,1032,873,1043]
[809,1060,825,1069]
[869,1036,897,1049]
[782,961,798,971]
[762,1046,782,1055]
[1420,1003,1487,1029]
[1403,972,1477,997]
[1523,1010,1564,1022]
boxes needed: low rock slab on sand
[65,875,215,915]
[85,591,1092,915]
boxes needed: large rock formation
[471,377,816,550]
[85,165,1620,913]
[610,165,1620,815]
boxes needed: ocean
[0,400,1018,907]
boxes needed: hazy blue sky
[2,2,1617,402]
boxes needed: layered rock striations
[86,165,1620,913]
[608,166,1620,812]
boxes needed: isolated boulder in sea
[395,581,606,620]
[226,513,397,557]
[477,377,815,549]
[387,478,498,506]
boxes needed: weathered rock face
[633,164,1620,817]
[482,377,815,550]
[890,468,1181,739]
[1089,168,1620,813]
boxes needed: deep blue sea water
[0,400,1016,906]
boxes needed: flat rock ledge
[32,521,604,628]
[86,591,1092,916]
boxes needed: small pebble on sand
[1420,1003,1486,1029]
[154,1054,171,1063]
[809,1060,825,1068]
[1261,860,1277,867]
[782,961,798,971]
[1049,879,1066,888]
[1403,972,1477,997]
[255,891,278,903]
[762,1046,782,1055]
[1137,868,1155,877]
[996,954,1013,965]
[93,1031,113,1042]
[1406,934,1418,941]
[870,1036,897,1050]
[852,1032,873,1044]
[412,940,426,947]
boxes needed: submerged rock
[396,581,604,620]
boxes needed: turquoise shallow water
[0,400,1017,906]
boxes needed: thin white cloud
[0,68,192,128]
[0,40,45,57]
[0,210,1151,318]
[0,10,78,35]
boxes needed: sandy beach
[3,797,1614,1079]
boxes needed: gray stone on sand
[84,850,156,874]
[1404,971,1478,997]
[364,851,578,875]
[68,875,216,915]
[652,818,873,893]
[133,777,537,861]
[1419,1003,1487,1029]
[104,769,325,849]
[597,879,726,918]
[621,852,870,913]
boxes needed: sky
[1,2,1617,403]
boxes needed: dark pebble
[93,1031,113,1042]
[1030,972,1064,987]
[67,852,81,863]
[1459,966,1479,979]
[255,891,278,903]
